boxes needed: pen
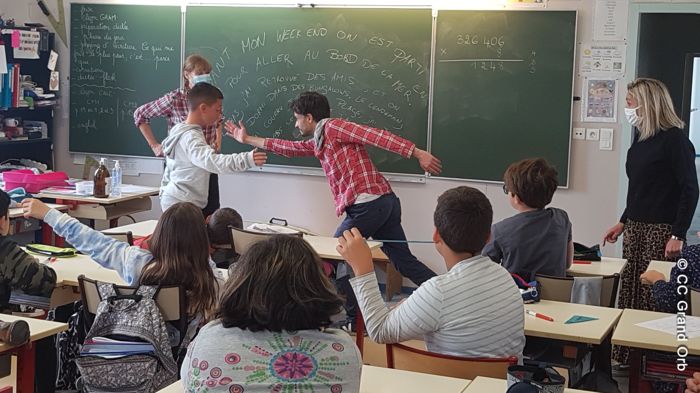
[526,309,554,322]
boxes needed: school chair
[229,226,302,255]
[77,275,188,353]
[385,342,517,379]
[102,231,134,246]
[535,273,620,307]
[690,287,700,316]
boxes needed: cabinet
[0,27,55,169]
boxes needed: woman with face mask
[134,54,223,218]
[602,78,699,371]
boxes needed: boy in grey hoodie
[160,83,267,213]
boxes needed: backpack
[52,301,87,390]
[75,282,178,393]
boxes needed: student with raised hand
[20,199,218,323]
[160,83,267,215]
[0,190,57,309]
[483,157,573,281]
[336,186,525,359]
[134,54,223,217]
[181,235,362,393]
[227,91,441,331]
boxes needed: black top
[621,127,699,238]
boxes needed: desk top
[0,314,67,353]
[612,308,700,355]
[567,257,626,277]
[27,250,125,287]
[646,260,675,280]
[103,219,158,239]
[36,185,158,204]
[8,203,68,219]
[156,365,472,393]
[464,377,587,392]
[303,235,381,261]
[524,300,623,345]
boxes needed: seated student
[182,235,361,392]
[641,243,700,313]
[160,82,267,214]
[337,186,525,359]
[20,199,219,329]
[0,190,57,307]
[206,207,243,269]
[483,157,573,280]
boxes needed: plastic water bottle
[111,160,122,197]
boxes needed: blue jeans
[334,193,436,319]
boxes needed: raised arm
[225,120,316,158]
[21,199,151,285]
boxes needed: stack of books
[81,337,155,359]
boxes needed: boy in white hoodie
[160,83,267,213]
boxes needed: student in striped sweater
[337,186,525,359]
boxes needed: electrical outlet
[573,127,585,140]
[586,128,600,141]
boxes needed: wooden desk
[464,376,587,392]
[567,257,626,277]
[9,203,68,244]
[103,219,158,239]
[612,308,699,390]
[157,365,472,393]
[524,300,623,345]
[0,315,67,393]
[646,260,675,280]
[36,185,159,227]
[612,308,700,355]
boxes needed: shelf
[0,105,55,112]
[0,138,51,147]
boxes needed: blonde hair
[627,78,685,141]
[182,54,212,90]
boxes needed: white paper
[49,71,59,91]
[47,50,58,71]
[0,45,7,74]
[13,31,41,59]
[580,43,626,77]
[119,184,155,194]
[637,315,700,339]
[583,78,617,123]
[594,0,629,41]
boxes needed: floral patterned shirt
[181,320,362,393]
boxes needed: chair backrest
[536,273,620,307]
[229,226,302,255]
[78,275,188,345]
[103,231,134,246]
[690,287,700,317]
[386,343,517,380]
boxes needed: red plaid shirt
[133,88,217,147]
[264,119,415,216]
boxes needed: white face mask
[624,106,641,126]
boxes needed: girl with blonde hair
[603,77,699,368]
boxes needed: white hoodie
[160,122,255,211]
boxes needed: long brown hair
[182,54,212,91]
[217,235,343,332]
[142,202,217,320]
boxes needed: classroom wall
[3,0,674,278]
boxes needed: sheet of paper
[47,50,58,71]
[583,78,618,123]
[119,184,155,194]
[13,31,41,59]
[0,45,6,74]
[579,43,626,77]
[594,0,629,41]
[637,315,700,339]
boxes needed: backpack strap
[96,281,118,300]
[134,285,159,300]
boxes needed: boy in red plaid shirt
[227,91,442,330]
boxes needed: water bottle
[111,160,122,197]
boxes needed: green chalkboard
[185,6,431,175]
[69,3,182,156]
[432,11,576,184]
